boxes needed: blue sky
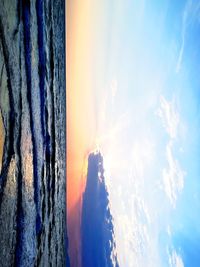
[86,0,200,266]
[68,0,200,266]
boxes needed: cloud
[163,141,185,208]
[131,138,155,178]
[176,0,200,73]
[176,0,191,73]
[157,96,180,139]
[157,95,186,207]
[169,250,184,267]
[113,193,154,267]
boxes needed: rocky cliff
[81,152,119,267]
[0,0,69,266]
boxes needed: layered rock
[0,0,69,266]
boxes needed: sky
[67,1,200,266]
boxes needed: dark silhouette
[81,152,119,267]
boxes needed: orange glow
[67,1,97,266]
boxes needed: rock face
[81,152,119,267]
[0,0,69,266]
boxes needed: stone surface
[0,0,69,266]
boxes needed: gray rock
[0,0,69,266]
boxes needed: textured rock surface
[81,152,119,267]
[0,0,69,266]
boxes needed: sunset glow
[67,1,200,266]
[67,1,97,266]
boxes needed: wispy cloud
[113,192,154,267]
[176,0,191,73]
[163,141,185,208]
[169,250,184,267]
[176,0,200,73]
[158,96,186,208]
[157,96,180,139]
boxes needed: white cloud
[169,250,184,267]
[167,225,172,237]
[176,0,200,73]
[163,141,185,208]
[131,138,155,178]
[176,0,191,73]
[157,96,186,207]
[157,96,180,139]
